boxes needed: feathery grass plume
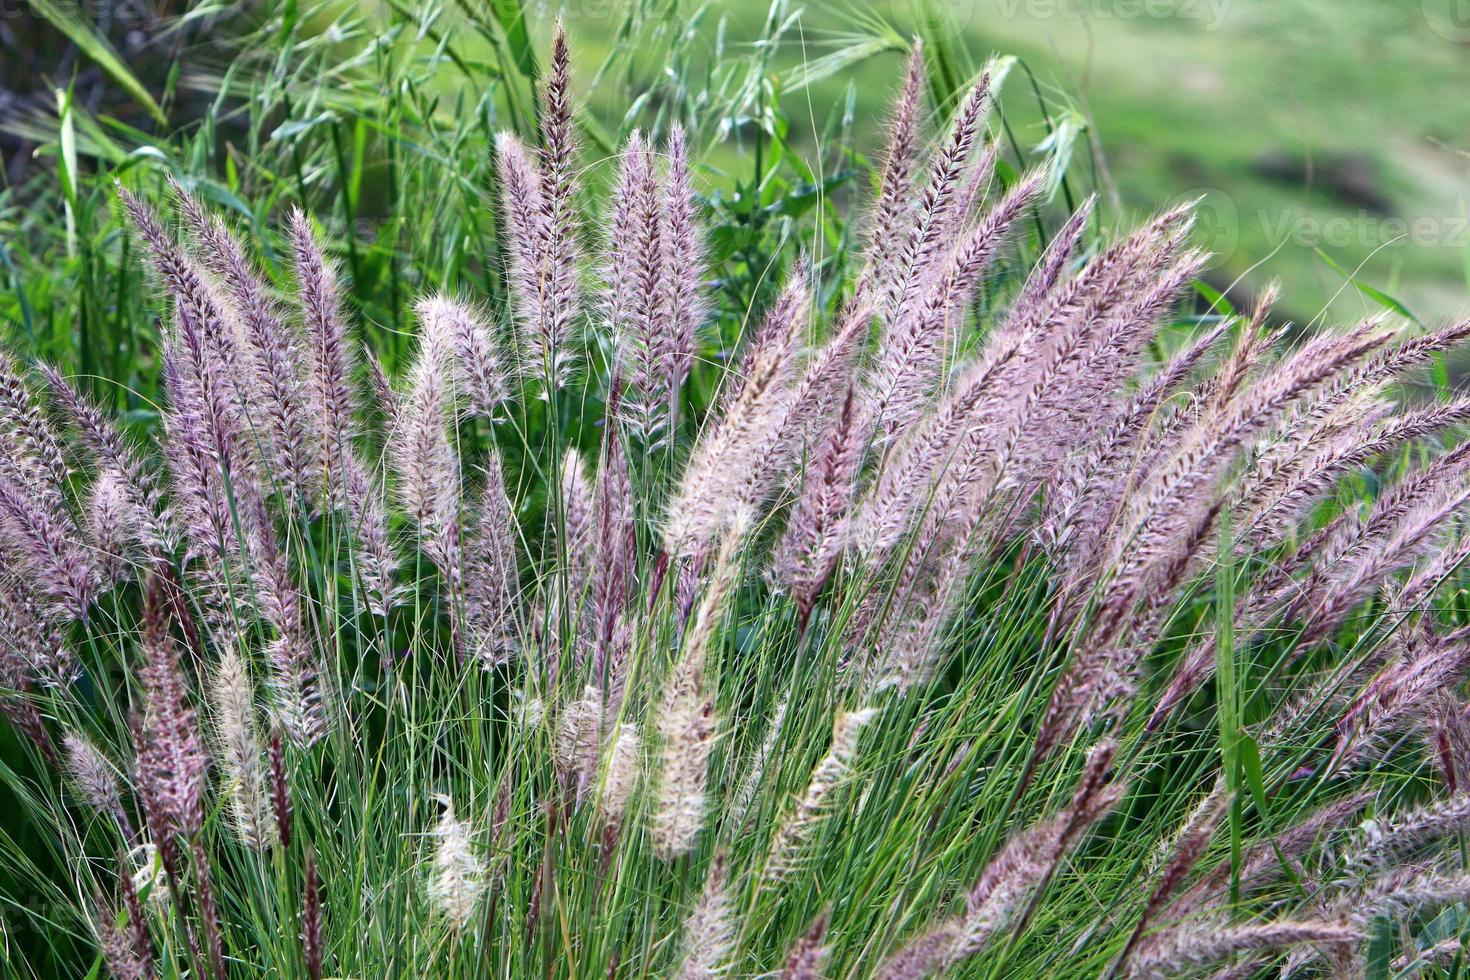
[1231,387,1391,542]
[1328,625,1470,770]
[1126,918,1360,979]
[602,132,646,366]
[512,688,545,730]
[987,241,1209,502]
[95,893,150,980]
[1250,319,1470,497]
[1037,313,1396,757]
[538,20,582,357]
[1314,484,1470,622]
[1043,318,1230,573]
[268,730,291,850]
[558,447,596,614]
[288,207,357,488]
[664,278,807,555]
[1297,443,1470,598]
[1148,443,1470,730]
[134,575,208,856]
[606,131,672,436]
[866,168,1046,442]
[40,364,176,556]
[365,348,399,431]
[154,347,243,644]
[979,194,1094,370]
[63,730,132,836]
[653,510,748,859]
[955,739,1123,954]
[863,41,925,312]
[864,73,994,435]
[556,684,604,803]
[0,575,73,689]
[763,298,875,490]
[114,850,155,971]
[391,300,460,545]
[674,853,735,980]
[130,574,222,972]
[0,355,91,615]
[851,199,1100,560]
[341,454,399,617]
[662,123,707,404]
[975,216,1199,503]
[0,619,57,761]
[876,922,963,980]
[1345,790,1470,870]
[119,185,253,472]
[123,187,271,644]
[187,833,229,978]
[1387,511,1470,616]
[496,130,575,388]
[302,851,323,980]
[863,457,1001,690]
[87,467,140,584]
[286,214,400,612]
[717,265,810,414]
[209,651,273,850]
[460,454,519,668]
[852,333,1022,560]
[1233,320,1470,548]
[600,119,708,441]
[427,797,484,931]
[1393,937,1464,972]
[1352,867,1470,927]
[208,444,321,745]
[591,409,636,693]
[597,721,642,829]
[0,350,70,511]
[652,652,717,860]
[727,697,788,830]
[1108,314,1392,593]
[1425,694,1470,793]
[1116,794,1229,971]
[763,706,877,881]
[780,912,830,980]
[257,568,324,746]
[418,295,509,418]
[0,467,94,621]
[993,201,1195,407]
[172,181,318,502]
[886,71,992,319]
[883,740,1124,973]
[1167,792,1370,919]
[773,385,865,624]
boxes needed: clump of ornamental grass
[6,27,1470,979]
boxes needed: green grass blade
[25,0,167,125]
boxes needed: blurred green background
[679,0,1470,325]
[5,0,1470,337]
